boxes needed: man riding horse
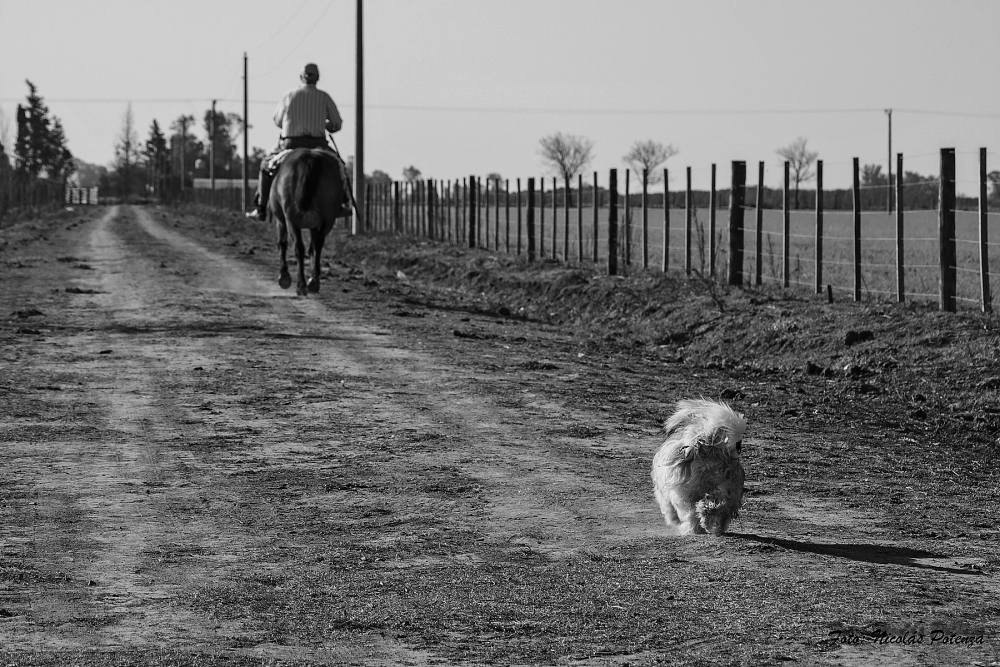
[247,63,344,221]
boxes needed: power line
[260,0,338,77]
[2,98,999,119]
[257,0,311,53]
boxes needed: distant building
[192,178,257,189]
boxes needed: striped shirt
[273,84,343,138]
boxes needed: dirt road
[0,205,997,666]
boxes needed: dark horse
[268,149,350,296]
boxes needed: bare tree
[988,171,1000,204]
[776,137,818,209]
[861,163,886,186]
[623,140,678,185]
[114,103,140,197]
[402,165,421,182]
[538,132,594,184]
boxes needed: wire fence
[364,149,999,313]
[176,148,997,314]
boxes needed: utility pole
[885,108,892,213]
[353,0,365,234]
[179,115,189,193]
[243,54,249,211]
[210,99,216,191]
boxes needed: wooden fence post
[709,163,716,277]
[526,178,536,262]
[445,180,452,242]
[592,172,599,263]
[624,169,631,266]
[939,148,956,312]
[685,166,692,275]
[728,161,746,286]
[468,174,477,248]
[896,155,904,302]
[495,178,500,251]
[415,181,422,237]
[412,181,418,234]
[422,181,427,236]
[642,168,649,269]
[551,176,557,260]
[393,181,401,233]
[662,168,670,272]
[483,178,490,249]
[427,179,435,240]
[577,174,583,262]
[563,176,570,262]
[539,177,546,259]
[415,181,421,236]
[608,169,618,275]
[365,182,372,231]
[756,162,764,286]
[852,158,862,301]
[980,147,991,312]
[517,178,522,255]
[406,181,417,235]
[815,160,824,294]
[783,160,790,287]
[505,179,511,254]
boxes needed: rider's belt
[280,136,329,150]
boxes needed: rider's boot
[245,192,265,220]
[246,175,272,221]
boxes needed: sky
[1,0,998,192]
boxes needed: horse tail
[297,151,324,213]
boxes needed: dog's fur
[651,399,747,536]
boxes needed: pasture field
[390,198,1000,308]
[0,203,998,666]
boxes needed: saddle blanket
[266,147,340,173]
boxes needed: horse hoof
[278,271,292,289]
[296,285,309,297]
[307,278,320,293]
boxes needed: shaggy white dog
[651,399,747,536]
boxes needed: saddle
[265,136,335,173]
[265,137,355,219]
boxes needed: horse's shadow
[730,533,983,576]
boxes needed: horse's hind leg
[291,225,308,296]
[307,228,325,293]
[275,215,291,289]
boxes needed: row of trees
[536,132,679,189]
[0,82,75,180]
[533,132,1000,210]
[0,81,75,216]
[105,104,266,200]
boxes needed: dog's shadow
[730,533,983,576]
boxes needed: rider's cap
[303,63,319,77]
